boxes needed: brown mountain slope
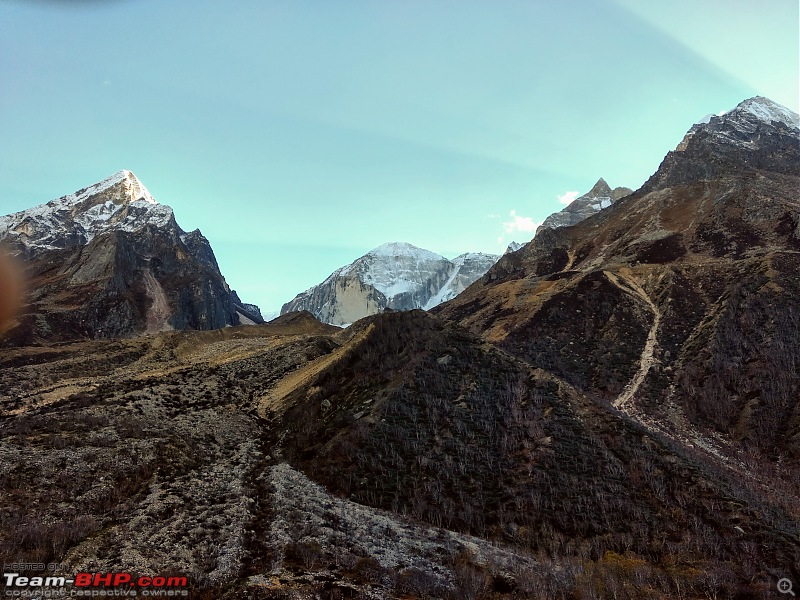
[432,101,800,578]
[2,309,798,598]
[436,106,800,465]
[270,311,799,582]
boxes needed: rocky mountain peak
[732,96,800,129]
[52,169,157,212]
[0,170,175,255]
[646,96,799,192]
[116,169,157,204]
[1,171,263,343]
[586,177,612,198]
[536,178,632,234]
[505,241,524,254]
[677,96,799,152]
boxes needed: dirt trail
[603,271,756,469]
[602,271,774,484]
[603,270,661,410]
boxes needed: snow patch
[366,241,446,262]
[590,198,612,210]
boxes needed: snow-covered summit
[365,241,445,262]
[735,96,799,129]
[282,243,500,326]
[708,96,799,139]
[350,242,452,301]
[70,169,158,206]
[0,170,176,253]
[677,96,799,152]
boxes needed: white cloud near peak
[557,190,580,205]
[502,210,539,234]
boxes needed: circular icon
[778,578,795,596]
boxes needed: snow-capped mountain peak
[0,170,174,254]
[282,243,500,326]
[677,96,799,153]
[119,169,157,205]
[735,96,799,129]
[643,96,800,193]
[355,242,451,301]
[1,171,264,340]
[57,169,157,208]
[365,241,445,262]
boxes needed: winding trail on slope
[601,269,791,500]
[603,270,661,410]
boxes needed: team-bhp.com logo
[3,571,188,597]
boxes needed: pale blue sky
[1,0,797,313]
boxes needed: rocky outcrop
[0,170,261,344]
[281,242,498,326]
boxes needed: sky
[1,0,798,315]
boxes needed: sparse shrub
[450,561,492,600]
[351,556,389,585]
[285,541,323,570]
[394,568,446,597]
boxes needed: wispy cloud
[502,210,539,234]
[557,190,580,205]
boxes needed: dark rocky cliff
[0,170,262,345]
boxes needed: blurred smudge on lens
[0,247,24,336]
